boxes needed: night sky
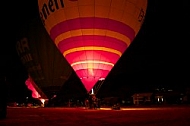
[1,0,189,101]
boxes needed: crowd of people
[84,94,101,109]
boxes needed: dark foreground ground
[1,105,190,126]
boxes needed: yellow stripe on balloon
[55,29,131,46]
[43,3,147,36]
[71,60,114,67]
[63,46,122,57]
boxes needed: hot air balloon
[16,17,73,99]
[38,0,148,93]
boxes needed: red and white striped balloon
[38,0,148,92]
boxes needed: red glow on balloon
[38,0,148,92]
[25,76,41,99]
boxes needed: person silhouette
[0,76,7,119]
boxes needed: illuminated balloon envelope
[16,17,73,98]
[38,0,148,92]
[25,75,48,101]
